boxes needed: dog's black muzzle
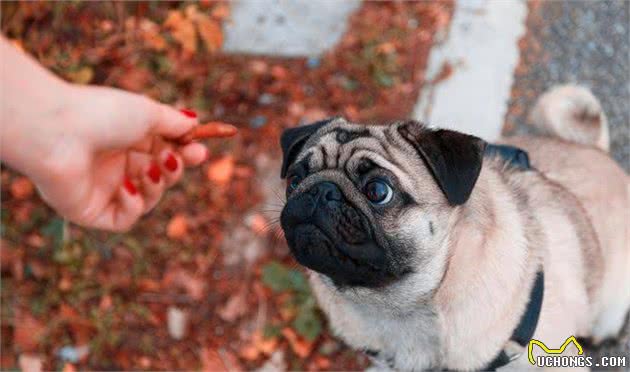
[281,181,391,287]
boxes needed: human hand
[9,83,209,231]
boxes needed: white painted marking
[223,0,361,57]
[413,0,528,141]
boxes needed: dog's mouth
[284,223,397,288]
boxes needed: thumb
[150,104,198,139]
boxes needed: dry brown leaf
[238,344,260,361]
[117,67,151,92]
[66,67,94,85]
[13,311,46,352]
[210,4,230,20]
[99,295,112,311]
[281,328,313,358]
[164,10,197,54]
[166,214,189,240]
[201,348,243,371]
[10,176,34,200]
[206,155,235,186]
[62,363,76,372]
[162,267,206,301]
[195,14,223,53]
[217,289,247,322]
[200,348,228,372]
[139,19,166,51]
[251,330,278,356]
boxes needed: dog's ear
[398,121,487,205]
[280,119,333,178]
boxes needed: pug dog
[279,85,629,371]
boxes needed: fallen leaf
[162,268,206,300]
[117,67,151,92]
[164,10,197,54]
[58,273,72,291]
[200,348,227,371]
[270,65,287,80]
[281,328,314,358]
[99,295,112,311]
[251,330,278,356]
[65,67,93,85]
[195,13,223,53]
[249,60,268,74]
[14,311,46,352]
[315,356,331,370]
[210,4,230,20]
[62,363,76,372]
[27,259,48,279]
[166,214,189,240]
[217,289,247,322]
[206,155,235,186]
[25,234,45,248]
[139,19,166,51]
[10,176,34,200]
[139,357,151,369]
[234,166,254,179]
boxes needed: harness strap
[484,271,545,371]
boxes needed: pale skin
[1,37,209,231]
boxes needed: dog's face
[279,118,486,294]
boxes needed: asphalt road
[505,0,629,173]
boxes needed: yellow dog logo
[528,336,584,365]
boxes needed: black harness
[481,144,544,371]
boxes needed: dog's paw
[528,85,609,151]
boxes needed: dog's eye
[286,175,301,194]
[364,180,393,205]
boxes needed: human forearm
[0,36,75,180]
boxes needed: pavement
[504,0,629,172]
[413,0,527,141]
[223,0,361,56]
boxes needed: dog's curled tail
[528,85,609,152]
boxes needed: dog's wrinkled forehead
[281,117,394,176]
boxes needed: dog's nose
[309,182,342,204]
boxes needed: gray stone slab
[223,0,361,56]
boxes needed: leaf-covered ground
[1,2,452,370]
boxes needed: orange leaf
[164,10,197,54]
[195,14,223,53]
[206,155,235,186]
[211,4,230,20]
[13,311,46,352]
[281,328,313,358]
[10,176,34,200]
[166,214,189,240]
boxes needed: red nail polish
[124,178,137,195]
[164,153,178,172]
[147,163,161,183]
[180,109,197,118]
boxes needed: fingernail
[147,163,161,183]
[180,109,197,118]
[164,153,178,172]
[123,177,137,195]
